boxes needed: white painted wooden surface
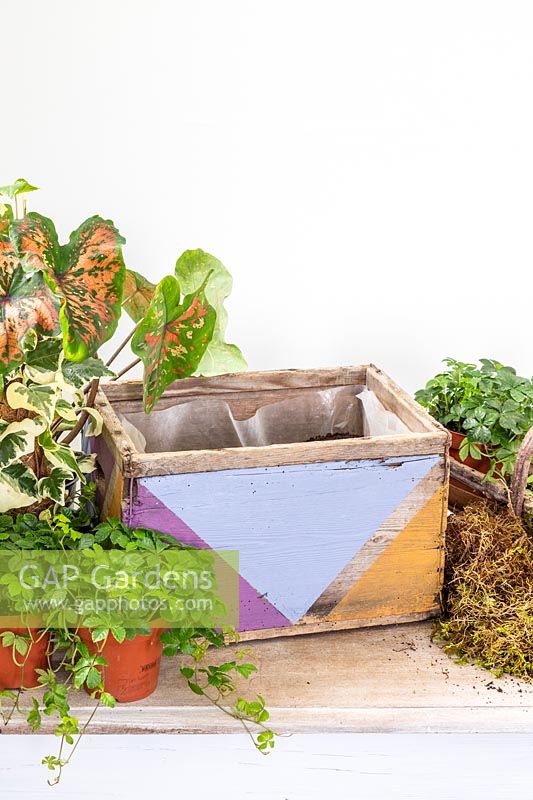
[1,733,532,799]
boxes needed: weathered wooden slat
[128,433,447,477]
[450,459,533,512]
[101,365,370,400]
[366,364,450,437]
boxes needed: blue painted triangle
[142,455,438,623]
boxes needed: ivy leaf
[122,269,155,323]
[25,337,62,371]
[62,356,113,388]
[0,178,39,199]
[131,275,216,412]
[55,399,78,423]
[83,406,103,437]
[37,467,73,503]
[175,250,246,376]
[0,463,38,513]
[38,429,84,481]
[0,417,46,467]
[6,381,58,424]
[11,213,126,362]
[0,244,60,374]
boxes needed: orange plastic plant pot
[78,629,163,703]
[0,628,50,690]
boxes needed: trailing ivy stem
[105,326,137,368]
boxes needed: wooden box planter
[90,364,450,641]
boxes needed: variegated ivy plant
[0,178,245,513]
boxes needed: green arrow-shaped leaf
[175,249,246,376]
[0,178,39,199]
[122,269,155,323]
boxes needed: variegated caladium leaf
[131,275,216,412]
[175,249,246,376]
[0,238,60,375]
[0,417,47,468]
[11,212,126,362]
[0,463,37,513]
[0,205,13,232]
[122,269,155,323]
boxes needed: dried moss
[437,501,533,680]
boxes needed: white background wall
[1,1,532,392]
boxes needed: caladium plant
[131,274,217,411]
[0,178,246,512]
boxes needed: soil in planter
[436,501,533,680]
[307,432,357,442]
[0,629,50,690]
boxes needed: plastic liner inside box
[118,385,410,454]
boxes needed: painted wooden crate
[90,365,450,641]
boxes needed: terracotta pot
[0,628,50,690]
[78,629,163,703]
[449,430,493,474]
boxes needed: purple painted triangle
[128,484,291,632]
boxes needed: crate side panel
[300,460,446,622]
[130,455,442,632]
[89,432,124,520]
[327,486,445,621]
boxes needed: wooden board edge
[93,389,140,471]
[449,459,533,512]
[100,365,370,401]
[6,703,533,735]
[129,434,447,477]
[366,364,450,437]
[235,608,440,642]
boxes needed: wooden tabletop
[6,621,533,734]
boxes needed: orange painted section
[327,489,444,621]
[103,463,124,519]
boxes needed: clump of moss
[437,501,533,680]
